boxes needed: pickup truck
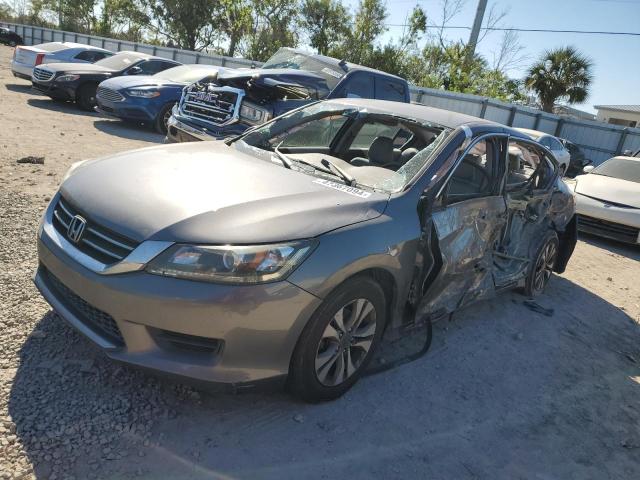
[166,47,411,142]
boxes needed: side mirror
[127,66,143,75]
[583,165,595,174]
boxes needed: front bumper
[166,109,249,143]
[32,79,75,100]
[35,201,322,389]
[575,193,640,244]
[96,97,156,123]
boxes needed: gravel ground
[1,44,639,479]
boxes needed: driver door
[418,135,508,316]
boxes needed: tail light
[35,53,45,66]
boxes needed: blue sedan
[96,64,220,134]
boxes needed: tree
[241,0,299,62]
[141,0,218,51]
[216,0,253,57]
[344,0,387,64]
[524,46,593,113]
[299,0,350,56]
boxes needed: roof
[114,50,166,61]
[594,105,640,114]
[325,98,496,129]
[513,127,552,140]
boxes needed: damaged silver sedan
[35,99,576,402]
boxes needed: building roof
[594,105,640,114]
[553,105,596,120]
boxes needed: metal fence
[4,21,640,165]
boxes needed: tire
[524,230,559,297]
[289,276,387,402]
[9,40,17,47]
[77,83,98,111]
[154,103,175,135]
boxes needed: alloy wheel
[533,241,557,292]
[314,298,377,387]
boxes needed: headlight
[56,74,80,82]
[127,89,160,98]
[239,102,271,124]
[146,241,315,284]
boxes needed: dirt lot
[1,44,639,480]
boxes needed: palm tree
[524,47,593,113]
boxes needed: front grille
[97,86,125,102]
[46,269,124,346]
[32,67,53,82]
[52,197,139,265]
[180,86,241,126]
[578,215,640,244]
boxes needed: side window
[538,136,551,148]
[75,51,98,62]
[548,137,563,151]
[444,138,499,203]
[350,122,411,149]
[375,77,406,102]
[137,60,175,75]
[507,139,554,189]
[339,74,374,99]
[272,114,348,148]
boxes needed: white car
[10,42,113,80]
[573,156,640,245]
[515,128,571,174]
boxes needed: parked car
[167,47,411,143]
[573,155,640,245]
[514,128,571,173]
[34,99,576,401]
[0,26,23,47]
[560,138,592,178]
[31,51,181,111]
[96,64,220,134]
[11,42,112,80]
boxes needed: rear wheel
[154,103,175,135]
[77,83,98,111]
[9,40,17,47]
[289,277,386,402]
[524,230,559,297]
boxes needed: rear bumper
[10,60,32,79]
[34,201,322,388]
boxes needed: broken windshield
[262,48,344,91]
[234,102,451,194]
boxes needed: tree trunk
[541,99,555,113]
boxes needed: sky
[343,0,640,113]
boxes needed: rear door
[418,134,508,315]
[493,137,558,286]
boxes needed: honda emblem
[67,215,87,243]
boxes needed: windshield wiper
[274,141,294,169]
[321,158,356,186]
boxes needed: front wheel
[289,277,387,402]
[77,83,97,111]
[154,103,175,134]
[524,230,559,297]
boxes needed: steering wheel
[461,157,491,191]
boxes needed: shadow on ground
[5,83,34,94]
[8,276,640,479]
[579,232,640,261]
[27,97,97,117]
[93,119,164,143]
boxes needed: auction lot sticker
[313,178,372,198]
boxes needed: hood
[60,142,388,244]
[574,173,640,209]
[100,75,184,90]
[40,62,114,74]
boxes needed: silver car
[514,128,571,174]
[11,42,112,80]
[35,99,577,401]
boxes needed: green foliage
[525,46,593,112]
[241,0,299,61]
[299,0,349,56]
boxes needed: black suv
[167,47,411,142]
[31,51,181,110]
[0,27,23,47]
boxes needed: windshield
[153,65,217,83]
[95,53,143,70]
[593,158,640,183]
[236,102,450,193]
[262,48,344,90]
